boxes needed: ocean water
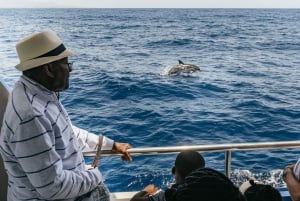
[0,8,300,192]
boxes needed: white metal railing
[83,140,300,178]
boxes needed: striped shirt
[0,75,114,201]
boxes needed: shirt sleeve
[72,125,114,151]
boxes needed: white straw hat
[15,30,73,71]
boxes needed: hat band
[35,43,66,59]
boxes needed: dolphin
[167,60,200,76]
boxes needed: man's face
[48,57,72,92]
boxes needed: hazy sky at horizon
[0,0,299,8]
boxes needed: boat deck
[110,192,137,201]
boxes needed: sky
[0,0,300,8]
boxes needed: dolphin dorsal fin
[178,60,184,64]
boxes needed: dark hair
[174,151,205,178]
[165,168,246,201]
[244,180,282,201]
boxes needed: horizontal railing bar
[83,140,300,157]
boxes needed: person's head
[172,150,205,183]
[166,168,246,201]
[15,30,73,92]
[239,180,282,201]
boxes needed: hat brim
[16,49,73,71]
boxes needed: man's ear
[44,64,55,78]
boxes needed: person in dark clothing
[130,150,205,201]
[239,180,282,201]
[165,167,246,201]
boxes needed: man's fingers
[121,151,132,161]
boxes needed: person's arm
[72,125,132,161]
[130,185,160,201]
[284,165,300,201]
[72,125,114,151]
[130,191,151,201]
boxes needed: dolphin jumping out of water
[167,60,200,76]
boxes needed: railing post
[225,150,231,178]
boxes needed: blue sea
[0,8,300,192]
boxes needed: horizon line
[0,7,299,9]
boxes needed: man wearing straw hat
[0,30,132,201]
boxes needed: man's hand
[112,142,132,161]
[143,184,159,195]
[283,164,295,183]
[283,164,300,201]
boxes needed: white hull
[110,192,137,201]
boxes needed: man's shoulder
[7,89,36,119]
[4,84,47,129]
[10,81,52,118]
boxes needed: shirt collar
[20,75,58,100]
